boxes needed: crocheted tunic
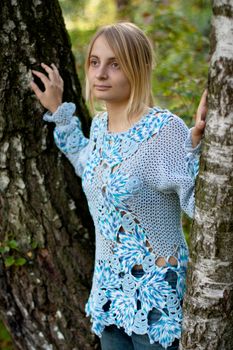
[43,102,201,349]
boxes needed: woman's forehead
[90,35,116,59]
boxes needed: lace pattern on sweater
[43,103,200,349]
[85,245,188,348]
[82,109,185,348]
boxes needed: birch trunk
[0,1,97,349]
[180,1,233,349]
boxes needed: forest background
[0,0,211,348]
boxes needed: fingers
[30,80,43,99]
[192,89,208,142]
[51,63,59,75]
[41,62,58,82]
[32,69,50,88]
[51,63,64,86]
[196,89,208,123]
[40,62,54,81]
[31,63,63,89]
[199,89,207,100]
[195,120,206,132]
[41,63,63,84]
[30,63,63,112]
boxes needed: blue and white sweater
[44,102,201,349]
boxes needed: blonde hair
[85,22,155,118]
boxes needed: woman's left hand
[191,89,208,148]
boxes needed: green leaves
[14,258,27,266]
[3,256,26,267]
[0,246,10,254]
[4,256,15,267]
[0,239,37,268]
[31,241,38,250]
[7,240,19,250]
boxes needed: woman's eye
[111,62,120,69]
[90,60,98,67]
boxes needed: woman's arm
[30,63,92,177]
[153,116,200,218]
[149,111,205,219]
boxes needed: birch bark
[0,1,97,349]
[181,1,233,349]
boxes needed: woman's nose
[96,65,108,79]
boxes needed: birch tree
[181,1,233,349]
[0,1,97,349]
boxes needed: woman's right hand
[30,63,64,114]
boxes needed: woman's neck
[106,102,128,132]
[106,102,147,133]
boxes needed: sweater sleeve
[43,102,93,177]
[152,115,201,219]
[184,127,201,179]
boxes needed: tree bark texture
[0,1,97,349]
[181,1,233,349]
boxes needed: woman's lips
[94,85,111,90]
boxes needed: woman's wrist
[184,128,202,154]
[191,119,206,148]
[49,102,62,114]
[191,135,201,148]
[191,128,203,149]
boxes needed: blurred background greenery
[60,0,211,126]
[0,0,211,348]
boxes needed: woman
[31,22,207,350]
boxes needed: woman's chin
[93,93,111,102]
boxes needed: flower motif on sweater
[44,103,201,348]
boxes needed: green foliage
[7,240,19,250]
[132,0,210,125]
[0,240,23,267]
[0,321,13,350]
[60,0,211,127]
[4,256,16,267]
[0,238,39,268]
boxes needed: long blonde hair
[85,22,155,118]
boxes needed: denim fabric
[100,323,179,350]
[100,268,180,350]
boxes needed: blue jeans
[100,269,180,350]
[100,324,179,350]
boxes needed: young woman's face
[87,34,131,105]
